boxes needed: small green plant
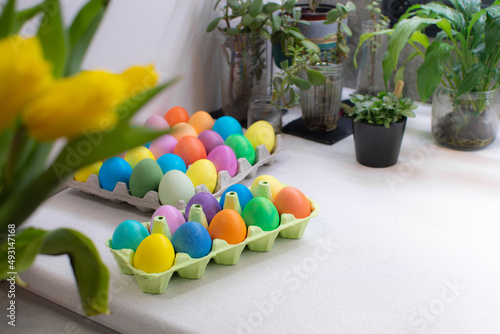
[366,0,389,29]
[308,0,322,13]
[349,82,417,128]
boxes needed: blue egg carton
[67,135,282,212]
[105,193,319,294]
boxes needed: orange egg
[164,106,190,127]
[173,136,207,166]
[188,111,214,134]
[273,187,311,219]
[208,209,247,244]
[171,122,198,140]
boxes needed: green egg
[224,134,256,165]
[129,158,163,198]
[241,197,280,231]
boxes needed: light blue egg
[219,184,254,210]
[99,157,132,191]
[157,153,187,174]
[111,219,150,251]
[212,116,243,141]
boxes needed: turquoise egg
[171,221,212,259]
[242,197,280,231]
[99,157,132,191]
[111,219,150,251]
[157,153,187,174]
[219,184,254,210]
[212,116,243,141]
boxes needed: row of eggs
[111,175,311,274]
[74,106,277,200]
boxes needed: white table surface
[3,90,500,334]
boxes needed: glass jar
[216,31,269,122]
[431,86,500,150]
[299,62,344,132]
[247,96,282,133]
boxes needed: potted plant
[348,81,417,167]
[272,1,356,131]
[354,0,390,96]
[381,0,500,150]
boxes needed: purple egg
[144,114,170,129]
[198,130,224,154]
[149,135,178,159]
[207,144,238,177]
[184,192,221,224]
[150,205,186,235]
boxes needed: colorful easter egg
[158,170,195,206]
[156,153,187,174]
[219,184,254,211]
[144,114,169,129]
[133,234,175,273]
[171,122,198,140]
[212,116,243,140]
[124,146,155,168]
[274,187,311,219]
[129,159,163,198]
[208,209,247,244]
[207,145,238,177]
[74,161,102,182]
[188,111,214,134]
[198,130,224,154]
[164,106,189,127]
[99,157,132,191]
[225,134,255,165]
[242,197,280,231]
[245,120,275,153]
[184,192,221,224]
[150,205,186,235]
[171,221,212,258]
[173,136,207,166]
[250,175,284,200]
[112,219,150,251]
[149,135,177,159]
[186,159,217,193]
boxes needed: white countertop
[4,91,500,334]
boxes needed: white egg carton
[66,135,282,212]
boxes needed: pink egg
[150,205,186,235]
[149,135,178,159]
[198,130,224,154]
[207,144,238,177]
[144,115,170,129]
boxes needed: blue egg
[143,141,151,148]
[99,157,132,191]
[111,219,150,251]
[157,153,187,174]
[219,184,254,210]
[171,221,212,258]
[212,116,243,141]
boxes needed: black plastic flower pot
[352,118,407,168]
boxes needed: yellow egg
[250,175,284,200]
[74,161,102,182]
[124,146,155,168]
[186,159,218,193]
[133,234,175,273]
[244,120,275,153]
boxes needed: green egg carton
[106,194,319,294]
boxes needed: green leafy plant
[0,0,178,316]
[349,82,417,128]
[272,1,356,108]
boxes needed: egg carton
[106,195,319,294]
[66,135,282,212]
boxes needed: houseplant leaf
[306,69,325,86]
[416,41,453,101]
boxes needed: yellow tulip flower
[23,66,159,142]
[0,36,53,131]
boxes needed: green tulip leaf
[0,0,16,38]
[13,2,44,33]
